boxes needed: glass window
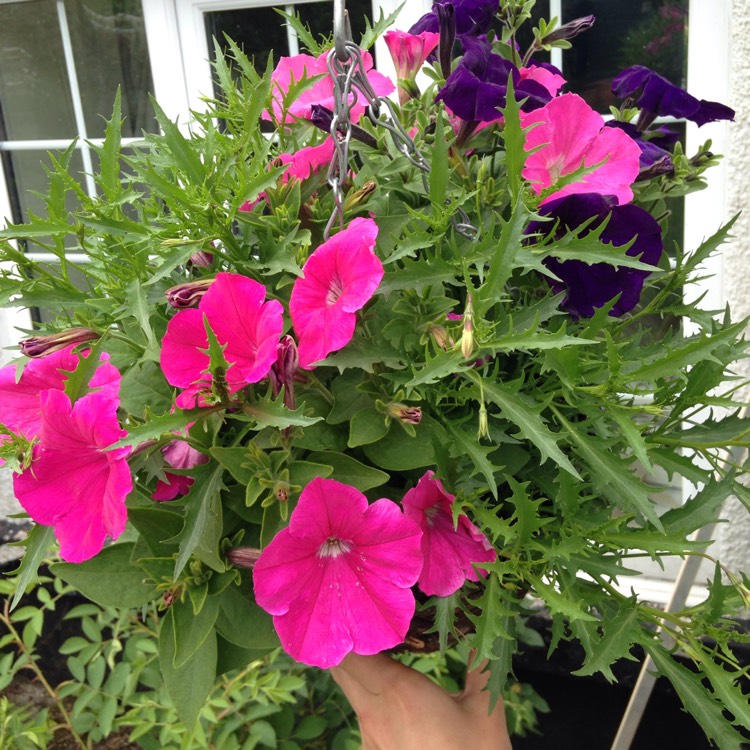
[561,0,688,113]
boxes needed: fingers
[463,650,491,696]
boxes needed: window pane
[3,148,84,225]
[206,1,372,79]
[66,0,156,138]
[0,0,78,140]
[562,0,688,113]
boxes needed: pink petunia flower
[239,140,335,212]
[519,63,566,98]
[402,471,497,597]
[290,217,383,369]
[253,477,423,668]
[520,93,641,205]
[14,388,132,563]
[264,51,394,125]
[151,440,209,501]
[0,346,120,440]
[160,273,284,408]
[384,30,440,104]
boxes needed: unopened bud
[165,278,214,309]
[460,294,475,360]
[188,250,213,268]
[343,181,377,212]
[477,401,490,440]
[20,327,100,358]
[309,105,378,149]
[427,324,454,351]
[542,15,595,44]
[270,335,299,410]
[226,547,262,569]
[387,402,422,425]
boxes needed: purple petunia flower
[436,36,551,124]
[612,65,735,130]
[605,121,674,179]
[526,193,663,318]
[409,0,498,37]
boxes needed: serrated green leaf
[9,525,55,610]
[240,395,323,429]
[114,409,204,449]
[467,575,514,660]
[446,422,498,498]
[661,474,735,537]
[174,463,225,578]
[529,576,597,622]
[477,378,580,479]
[697,648,750,731]
[561,415,662,530]
[573,599,641,682]
[429,107,450,208]
[645,642,748,750]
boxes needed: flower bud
[387,402,422,425]
[19,327,100,358]
[270,335,300,410]
[343,181,377,212]
[437,3,456,79]
[460,294,475,360]
[165,278,214,309]
[427,323,454,351]
[477,401,490,441]
[309,105,378,149]
[542,15,595,45]
[226,547,262,569]
[188,250,213,268]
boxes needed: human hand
[330,652,513,750]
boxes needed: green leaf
[363,416,444,471]
[446,422,498,498]
[119,360,174,418]
[697,649,750,731]
[174,463,226,578]
[499,75,525,200]
[572,599,641,682]
[348,407,389,448]
[561,415,662,530]
[379,258,457,294]
[477,198,528,315]
[50,543,158,608]
[94,88,122,200]
[478,378,580,479]
[215,585,279,652]
[240,394,323,429]
[682,213,738,275]
[306,451,389,491]
[127,507,184,555]
[9,525,55,610]
[171,595,221,668]
[466,575,514,661]
[114,409,204,449]
[160,608,217,728]
[429,107,450,208]
[529,575,597,622]
[150,97,207,185]
[645,642,748,750]
[661,474,735,537]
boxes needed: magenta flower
[520,93,641,205]
[264,51,394,125]
[160,272,284,408]
[402,471,496,597]
[519,62,566,98]
[384,30,440,103]
[14,388,132,563]
[253,477,423,668]
[0,346,120,440]
[290,217,383,369]
[277,139,335,183]
[152,440,209,501]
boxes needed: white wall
[719,0,750,575]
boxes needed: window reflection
[562,0,688,113]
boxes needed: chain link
[324,7,478,241]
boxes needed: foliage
[0,0,749,745]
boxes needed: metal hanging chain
[324,0,477,241]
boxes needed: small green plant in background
[0,573,546,747]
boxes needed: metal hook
[333,0,352,62]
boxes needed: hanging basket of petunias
[1,0,749,744]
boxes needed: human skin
[330,653,513,750]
